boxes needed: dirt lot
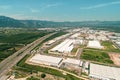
[108,52,120,66]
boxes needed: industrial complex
[5,28,120,80]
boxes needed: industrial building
[89,63,120,80]
[116,41,120,47]
[62,58,83,67]
[50,39,74,53]
[87,40,104,49]
[29,54,63,67]
[73,39,84,45]
[70,33,80,38]
[50,38,84,54]
[45,33,71,46]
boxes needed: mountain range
[0,16,120,30]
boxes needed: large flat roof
[29,54,62,66]
[63,58,81,66]
[87,40,103,49]
[89,63,120,80]
[51,39,74,53]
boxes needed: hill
[0,16,120,32]
[0,16,25,27]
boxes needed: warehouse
[89,63,120,80]
[51,39,74,53]
[45,33,70,45]
[70,33,80,38]
[29,54,63,67]
[62,58,83,67]
[87,40,103,49]
[116,41,120,47]
[50,39,84,54]
[73,39,83,45]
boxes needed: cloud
[80,1,120,9]
[29,3,61,13]
[0,5,11,10]
[30,8,40,13]
[41,3,61,10]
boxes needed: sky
[0,0,120,21]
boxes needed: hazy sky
[0,0,120,21]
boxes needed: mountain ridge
[0,16,120,28]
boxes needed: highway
[0,32,55,80]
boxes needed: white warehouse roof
[73,39,83,45]
[29,54,63,67]
[89,63,120,80]
[63,58,82,66]
[51,39,74,53]
[87,40,103,49]
[70,33,80,38]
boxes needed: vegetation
[41,73,46,78]
[0,44,20,61]
[13,70,28,78]
[27,76,40,80]
[71,48,78,53]
[0,31,51,44]
[0,29,52,62]
[1,16,120,33]
[71,48,78,55]
[101,41,120,52]
[16,55,81,80]
[80,49,113,64]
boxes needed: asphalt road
[0,32,55,80]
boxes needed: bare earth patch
[108,52,120,66]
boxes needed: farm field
[80,49,113,64]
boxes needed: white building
[73,39,83,45]
[87,40,104,49]
[116,41,120,47]
[89,63,120,80]
[45,33,71,45]
[51,39,74,53]
[97,35,109,41]
[70,33,80,38]
[29,54,63,67]
[62,58,83,67]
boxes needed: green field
[0,30,51,44]
[0,28,52,62]
[80,49,113,64]
[71,48,78,53]
[0,44,22,61]
[15,55,80,80]
[101,41,120,52]
[71,48,78,55]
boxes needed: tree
[41,73,46,78]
